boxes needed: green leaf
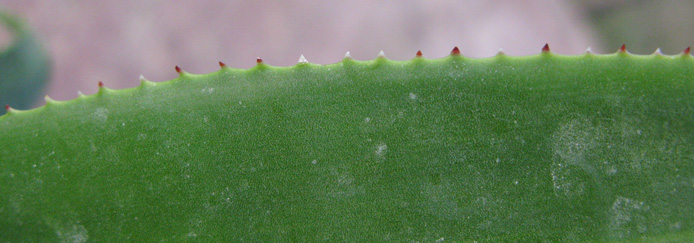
[1,52,693,242]
[0,10,50,115]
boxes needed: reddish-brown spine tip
[450,46,460,55]
[542,43,550,52]
[684,47,691,55]
[4,105,9,111]
[98,81,104,87]
[218,61,226,67]
[256,58,263,64]
[175,66,182,73]
[619,44,626,53]
[416,50,423,57]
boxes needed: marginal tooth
[98,81,104,88]
[344,51,352,58]
[139,75,147,82]
[377,50,386,58]
[585,47,592,54]
[218,61,226,67]
[450,46,461,55]
[298,54,308,63]
[654,48,663,55]
[4,105,10,111]
[78,91,85,97]
[542,43,550,53]
[175,66,182,73]
[44,95,54,103]
[256,57,263,64]
[415,50,423,57]
[497,48,505,55]
[684,47,691,55]
[619,44,626,53]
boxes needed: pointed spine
[541,43,550,53]
[298,54,308,64]
[344,51,352,59]
[98,81,104,88]
[175,66,183,75]
[585,47,593,54]
[377,50,386,58]
[218,61,226,68]
[4,105,10,112]
[77,91,85,97]
[44,95,55,104]
[139,75,155,87]
[619,44,627,53]
[683,47,690,56]
[415,50,422,58]
[256,57,263,65]
[450,46,461,56]
[496,48,505,56]
[654,48,663,56]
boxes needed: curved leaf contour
[1,49,693,242]
[0,10,50,115]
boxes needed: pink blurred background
[1,0,692,104]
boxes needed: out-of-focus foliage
[0,10,50,115]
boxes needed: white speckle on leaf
[56,224,88,243]
[311,160,318,165]
[375,143,388,157]
[610,196,650,238]
[409,93,417,100]
[202,87,214,94]
[364,117,371,123]
[92,108,108,122]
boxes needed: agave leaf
[0,48,693,241]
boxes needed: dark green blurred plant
[0,10,50,115]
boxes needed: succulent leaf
[1,50,693,241]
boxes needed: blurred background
[0,0,693,108]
